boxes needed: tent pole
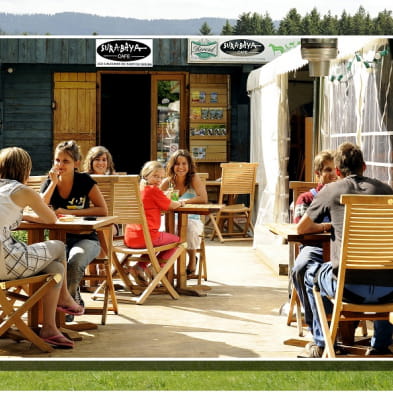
[312,76,323,181]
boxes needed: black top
[41,172,98,242]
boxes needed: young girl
[160,149,208,276]
[83,145,116,175]
[124,161,184,284]
[40,140,108,320]
[0,147,83,348]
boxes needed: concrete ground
[0,239,311,359]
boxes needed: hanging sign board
[188,36,300,64]
[96,39,153,67]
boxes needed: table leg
[176,212,207,297]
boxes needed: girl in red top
[125,161,184,284]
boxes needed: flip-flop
[41,334,74,349]
[56,304,84,316]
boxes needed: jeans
[66,237,101,298]
[304,261,393,349]
[291,245,323,327]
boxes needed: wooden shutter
[53,72,97,159]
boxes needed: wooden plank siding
[0,38,188,65]
[2,65,53,174]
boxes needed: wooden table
[18,215,118,333]
[166,204,224,296]
[266,222,331,263]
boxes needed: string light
[329,47,390,83]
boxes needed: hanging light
[301,38,338,77]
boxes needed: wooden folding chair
[81,175,120,324]
[314,194,393,358]
[0,272,62,352]
[26,175,48,194]
[103,175,186,305]
[210,162,258,242]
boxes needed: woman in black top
[41,141,107,317]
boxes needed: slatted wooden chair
[26,175,48,193]
[80,175,120,324]
[0,270,62,352]
[210,162,258,242]
[314,194,393,358]
[287,181,367,340]
[104,175,186,305]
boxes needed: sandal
[186,257,198,277]
[41,334,74,349]
[56,304,84,316]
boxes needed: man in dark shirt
[296,142,393,357]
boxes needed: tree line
[199,6,393,35]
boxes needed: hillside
[0,12,236,35]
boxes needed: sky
[0,0,391,20]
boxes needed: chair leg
[135,245,185,305]
[197,238,207,285]
[209,213,225,242]
[313,286,335,358]
[287,287,304,337]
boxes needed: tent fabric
[321,38,392,187]
[248,36,390,250]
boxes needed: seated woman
[160,149,208,276]
[0,147,83,348]
[83,145,116,175]
[40,140,108,322]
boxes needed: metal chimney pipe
[301,38,338,77]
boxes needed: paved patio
[0,239,310,359]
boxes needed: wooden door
[53,72,97,160]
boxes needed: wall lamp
[301,38,338,77]
[7,67,14,74]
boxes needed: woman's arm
[184,174,208,204]
[40,170,58,205]
[12,187,57,224]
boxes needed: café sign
[96,39,153,67]
[188,36,300,63]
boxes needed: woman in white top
[0,147,83,349]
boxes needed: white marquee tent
[247,36,391,250]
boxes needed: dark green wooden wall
[0,37,258,174]
[0,38,188,65]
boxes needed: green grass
[0,370,393,390]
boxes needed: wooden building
[0,36,300,178]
